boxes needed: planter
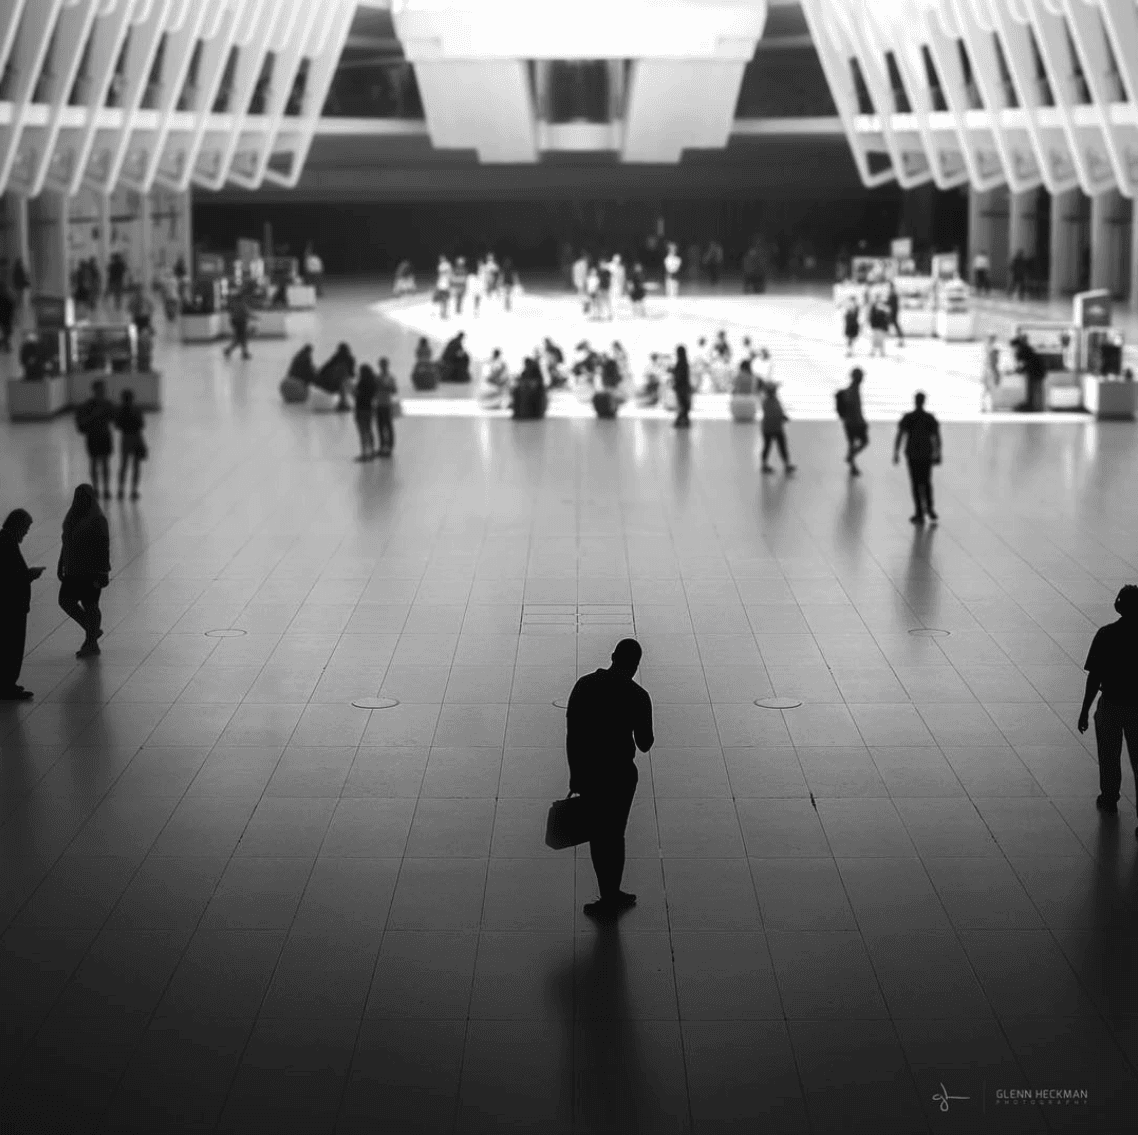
[68,369,162,410]
[7,376,70,420]
[180,312,224,343]
[253,310,289,339]
[936,309,976,341]
[729,395,757,422]
[286,284,317,310]
[1082,375,1136,420]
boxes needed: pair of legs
[845,334,857,356]
[375,406,395,455]
[1094,700,1138,819]
[665,278,679,299]
[674,392,691,429]
[0,612,28,696]
[59,577,103,657]
[118,452,141,499]
[907,458,936,521]
[844,423,868,474]
[224,324,250,360]
[889,317,905,345]
[761,430,795,472]
[585,774,638,909]
[88,451,112,498]
[355,414,376,460]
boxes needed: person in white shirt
[608,254,626,318]
[434,256,452,319]
[664,243,682,298]
[465,260,484,317]
[972,250,990,296]
[572,254,589,300]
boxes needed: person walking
[836,367,868,476]
[972,249,991,295]
[75,379,116,499]
[893,391,941,524]
[107,252,127,311]
[1079,585,1138,835]
[374,356,398,457]
[760,383,796,474]
[672,344,692,429]
[58,484,110,659]
[886,282,905,346]
[0,283,14,352]
[113,389,147,500]
[353,364,378,461]
[842,297,860,356]
[0,509,45,700]
[223,289,252,360]
[664,242,682,299]
[566,638,654,917]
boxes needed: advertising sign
[931,252,960,282]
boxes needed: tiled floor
[2,282,1138,1133]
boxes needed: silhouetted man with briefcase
[565,639,654,918]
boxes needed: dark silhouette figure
[760,383,795,473]
[288,343,317,385]
[511,356,547,420]
[886,282,904,345]
[1080,585,1138,835]
[440,332,471,384]
[223,291,251,360]
[672,344,691,429]
[58,485,110,659]
[837,367,868,475]
[107,252,127,310]
[353,364,378,461]
[316,343,356,410]
[75,379,116,499]
[1011,334,1046,412]
[566,639,654,917]
[374,356,398,457]
[0,284,14,351]
[893,391,941,524]
[842,301,860,355]
[1008,249,1027,300]
[0,510,44,700]
[114,389,146,500]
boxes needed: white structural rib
[262,0,355,188]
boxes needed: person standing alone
[893,392,941,524]
[223,289,252,360]
[566,639,654,917]
[1079,585,1138,836]
[836,367,868,476]
[0,509,45,700]
[672,344,692,429]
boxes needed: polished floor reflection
[2,286,1138,1133]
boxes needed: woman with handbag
[114,389,147,499]
[58,485,111,658]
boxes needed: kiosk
[1073,290,1134,419]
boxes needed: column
[1008,189,1037,263]
[1090,189,1129,298]
[27,191,70,296]
[967,187,997,281]
[140,191,152,293]
[96,193,111,275]
[1049,189,1081,299]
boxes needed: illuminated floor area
[2,283,1138,1133]
[378,287,1002,421]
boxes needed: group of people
[432,254,519,319]
[841,283,904,356]
[283,342,399,459]
[74,379,148,501]
[1,483,113,700]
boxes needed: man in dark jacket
[566,638,654,917]
[223,291,252,360]
[0,509,44,699]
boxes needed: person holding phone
[0,509,46,700]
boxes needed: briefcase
[545,794,591,850]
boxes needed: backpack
[835,388,849,419]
